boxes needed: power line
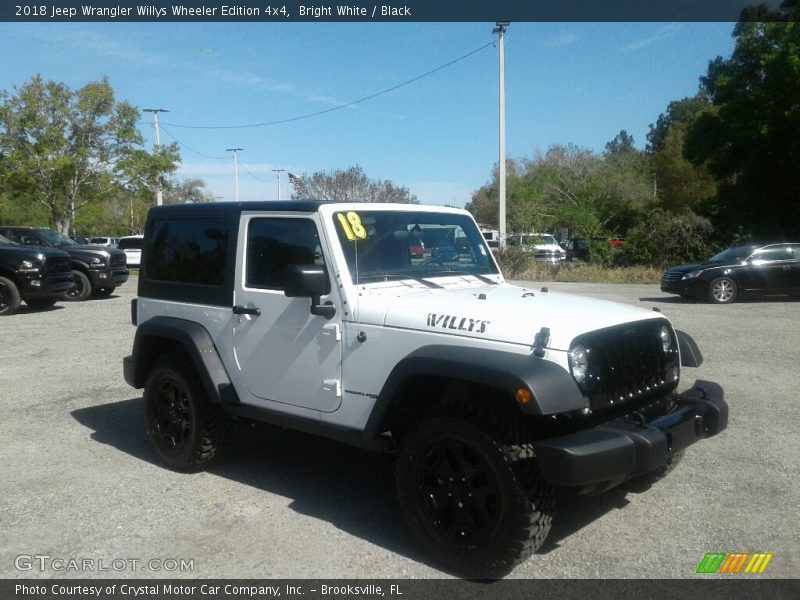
[239,162,277,184]
[159,125,227,160]
[163,40,495,130]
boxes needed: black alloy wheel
[149,376,194,454]
[397,413,554,578]
[143,357,230,472]
[0,277,22,316]
[415,438,501,545]
[63,270,91,301]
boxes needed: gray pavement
[1,279,798,579]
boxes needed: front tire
[26,297,58,310]
[63,270,91,301]
[0,277,22,316]
[396,414,553,578]
[708,276,737,304]
[143,356,231,472]
[93,287,115,298]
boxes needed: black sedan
[661,243,800,304]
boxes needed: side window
[246,218,324,290]
[145,218,228,285]
[751,246,792,264]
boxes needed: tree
[0,75,179,234]
[290,165,418,204]
[604,130,636,155]
[163,177,215,205]
[685,2,800,237]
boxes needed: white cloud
[622,24,683,53]
[540,32,581,49]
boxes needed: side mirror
[284,264,335,319]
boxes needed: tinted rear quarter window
[145,218,228,285]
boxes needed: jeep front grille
[572,319,679,412]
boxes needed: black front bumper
[18,272,74,298]
[533,380,728,489]
[88,267,129,288]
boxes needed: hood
[360,282,663,350]
[59,245,125,262]
[665,261,727,274]
[0,244,70,261]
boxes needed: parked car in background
[118,235,144,267]
[565,238,603,262]
[661,242,800,304]
[0,227,128,301]
[508,233,566,263]
[408,240,425,258]
[89,236,118,247]
[0,233,73,315]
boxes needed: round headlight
[660,324,673,353]
[569,344,589,384]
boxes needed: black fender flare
[123,316,238,405]
[676,330,703,367]
[363,345,587,438]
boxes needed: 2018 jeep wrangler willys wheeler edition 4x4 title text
[124,201,728,577]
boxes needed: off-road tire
[634,450,685,485]
[63,270,91,301]
[396,401,554,578]
[25,297,58,309]
[708,276,737,304]
[143,356,232,472]
[93,287,115,298]
[0,276,22,316]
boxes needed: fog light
[31,280,41,287]
[99,273,108,278]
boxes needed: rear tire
[63,270,91,301]
[143,356,231,472]
[0,277,22,316]
[396,405,553,578]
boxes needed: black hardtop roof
[147,200,331,218]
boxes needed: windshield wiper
[359,272,444,289]
[436,270,499,285]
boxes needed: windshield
[118,237,143,250]
[333,210,498,284]
[38,229,77,247]
[510,234,558,247]
[709,246,755,263]
[0,234,16,245]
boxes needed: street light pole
[226,148,244,201]
[272,169,286,201]
[493,22,509,249]
[143,108,169,206]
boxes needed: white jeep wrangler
[124,201,727,577]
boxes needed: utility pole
[143,108,168,206]
[272,169,286,201]
[226,148,244,201]
[493,22,509,249]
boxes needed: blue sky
[0,22,736,206]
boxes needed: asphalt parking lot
[1,278,798,579]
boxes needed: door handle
[233,305,261,316]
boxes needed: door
[741,245,793,293]
[231,214,342,413]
